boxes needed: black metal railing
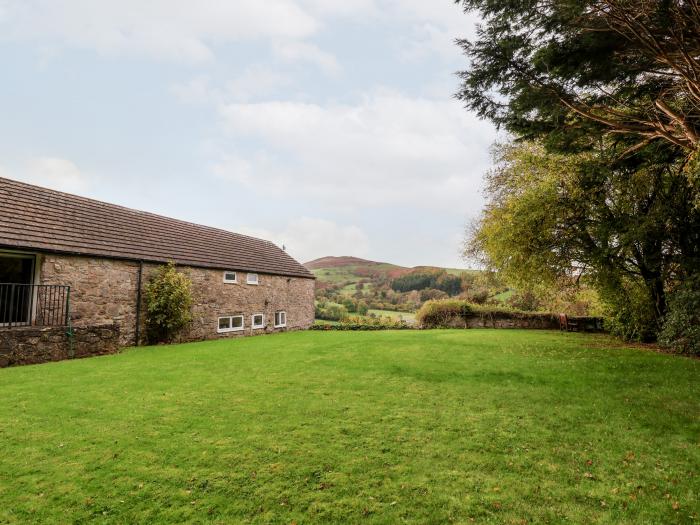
[0,283,70,328]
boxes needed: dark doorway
[0,254,35,325]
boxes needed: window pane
[281,312,286,324]
[219,317,231,330]
[253,314,263,326]
[224,272,236,282]
[247,273,258,283]
[232,316,243,328]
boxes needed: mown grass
[0,330,698,524]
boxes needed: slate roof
[0,177,314,279]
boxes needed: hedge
[416,300,556,329]
[310,316,413,331]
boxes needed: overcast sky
[0,1,497,268]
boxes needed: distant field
[493,289,514,302]
[312,267,360,283]
[368,309,416,322]
[0,330,697,523]
[313,319,339,326]
[339,282,374,296]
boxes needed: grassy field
[311,263,398,284]
[493,289,515,303]
[0,330,698,524]
[368,309,416,322]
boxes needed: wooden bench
[558,313,580,332]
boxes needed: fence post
[8,284,15,328]
[64,286,71,326]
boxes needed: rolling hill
[304,256,475,286]
[307,256,510,321]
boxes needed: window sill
[217,328,244,334]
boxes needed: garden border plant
[143,262,194,344]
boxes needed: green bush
[419,288,449,302]
[600,280,658,342]
[659,276,700,355]
[143,263,193,343]
[315,302,349,322]
[416,299,553,328]
[356,300,369,316]
[310,315,411,331]
[416,300,475,328]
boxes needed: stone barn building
[0,177,315,366]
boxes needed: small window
[223,271,237,283]
[247,273,259,285]
[274,311,287,328]
[252,313,265,329]
[218,315,244,333]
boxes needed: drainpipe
[135,260,144,346]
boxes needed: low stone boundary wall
[0,324,120,368]
[441,312,560,330]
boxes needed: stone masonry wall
[0,324,120,367]
[39,254,316,346]
[40,256,141,346]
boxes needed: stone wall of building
[39,254,316,346]
[40,256,141,346]
[0,324,120,367]
[182,266,316,342]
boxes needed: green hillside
[305,256,474,290]
[305,256,508,323]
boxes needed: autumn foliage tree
[457,0,700,346]
[466,142,699,340]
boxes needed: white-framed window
[274,311,287,328]
[217,315,244,333]
[223,271,237,283]
[252,313,265,329]
[247,273,259,285]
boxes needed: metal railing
[0,283,70,328]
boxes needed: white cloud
[298,0,379,19]
[3,157,88,193]
[171,67,295,105]
[226,67,294,102]
[0,0,318,62]
[272,41,341,75]
[399,23,460,63]
[170,76,215,105]
[0,0,479,71]
[237,217,369,263]
[216,91,495,213]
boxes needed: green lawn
[0,330,698,524]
